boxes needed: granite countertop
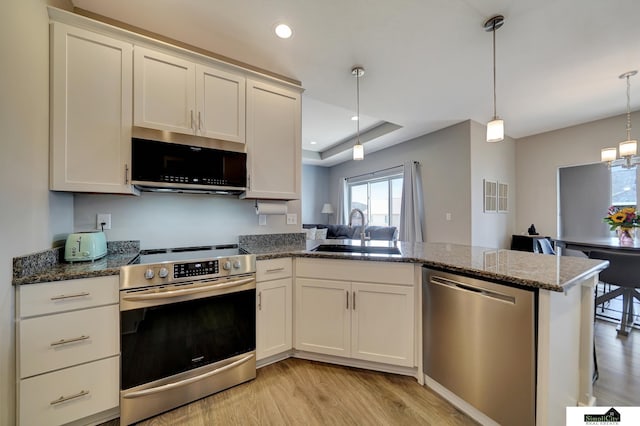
[241,239,609,292]
[13,235,608,292]
[12,241,139,285]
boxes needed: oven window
[121,289,256,390]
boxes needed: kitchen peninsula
[13,236,607,426]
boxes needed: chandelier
[601,70,639,169]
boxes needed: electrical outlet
[258,214,267,226]
[97,213,111,230]
[445,213,452,221]
[286,213,297,225]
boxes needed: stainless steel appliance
[422,267,536,426]
[119,246,256,425]
[131,138,247,194]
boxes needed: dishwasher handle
[429,275,516,304]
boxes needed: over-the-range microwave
[131,138,247,195]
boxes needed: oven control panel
[174,260,219,279]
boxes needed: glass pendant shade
[486,118,504,142]
[619,139,638,157]
[353,143,364,161]
[601,147,617,162]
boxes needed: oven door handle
[121,277,255,301]
[122,353,254,399]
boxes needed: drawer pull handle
[50,335,90,347]
[50,292,90,301]
[50,389,90,405]
[266,267,285,273]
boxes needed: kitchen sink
[312,244,401,255]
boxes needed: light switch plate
[286,213,297,225]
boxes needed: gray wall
[0,1,75,424]
[469,120,517,248]
[328,121,472,244]
[559,163,611,239]
[74,194,301,249]
[301,165,330,224]
[516,111,640,238]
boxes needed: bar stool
[588,250,640,336]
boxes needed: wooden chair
[588,250,640,336]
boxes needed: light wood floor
[103,358,477,426]
[101,320,637,425]
[593,319,640,406]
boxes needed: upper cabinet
[243,80,301,200]
[133,46,246,143]
[50,22,136,194]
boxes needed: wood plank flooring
[103,359,477,426]
[101,319,637,425]
[593,319,640,406]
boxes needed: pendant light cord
[492,21,497,120]
[626,74,632,141]
[356,70,361,144]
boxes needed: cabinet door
[196,64,245,143]
[256,278,292,360]
[295,278,350,357]
[50,23,134,193]
[133,46,196,134]
[351,282,415,366]
[244,79,301,200]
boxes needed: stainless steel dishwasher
[422,267,536,426]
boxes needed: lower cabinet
[256,258,293,361]
[295,258,415,367]
[15,276,120,426]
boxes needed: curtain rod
[345,161,419,181]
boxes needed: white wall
[328,121,472,244]
[301,165,330,224]
[470,120,517,248]
[74,194,301,249]
[0,1,74,424]
[516,111,640,238]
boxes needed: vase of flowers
[603,206,639,244]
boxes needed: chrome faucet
[348,208,370,245]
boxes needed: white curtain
[338,178,348,225]
[399,161,425,242]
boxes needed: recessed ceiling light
[351,115,359,121]
[274,24,292,39]
[310,141,317,145]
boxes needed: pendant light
[352,66,365,160]
[484,15,505,143]
[601,70,639,169]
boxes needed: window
[346,168,403,227]
[610,165,637,207]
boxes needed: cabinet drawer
[19,356,119,426]
[295,258,414,285]
[257,258,292,281]
[19,304,119,379]
[18,275,119,318]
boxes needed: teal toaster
[64,231,107,262]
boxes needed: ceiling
[73,0,640,167]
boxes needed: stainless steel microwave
[131,138,247,195]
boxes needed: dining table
[556,236,640,337]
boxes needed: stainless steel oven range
[119,245,256,425]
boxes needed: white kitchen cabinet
[256,258,293,361]
[134,46,246,142]
[50,22,135,194]
[294,259,415,367]
[243,79,301,200]
[15,276,120,426]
